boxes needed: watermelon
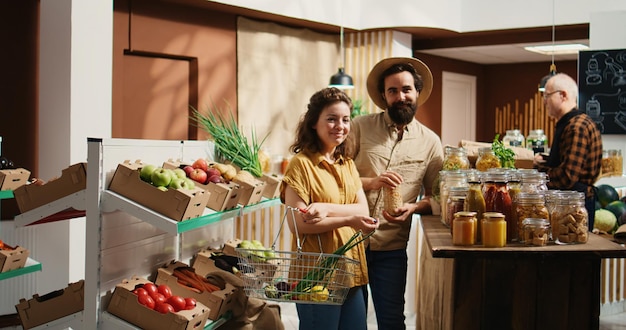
[597,184,619,208]
[605,200,626,224]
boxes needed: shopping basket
[235,206,370,305]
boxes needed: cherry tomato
[184,297,197,310]
[167,295,186,312]
[151,292,167,305]
[154,302,175,314]
[137,293,155,310]
[157,284,172,299]
[142,282,158,297]
[132,288,148,297]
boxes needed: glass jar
[447,186,468,233]
[526,129,548,153]
[515,192,549,242]
[601,149,623,177]
[464,180,486,243]
[443,146,470,171]
[520,171,548,193]
[482,212,507,247]
[482,172,515,242]
[520,218,550,246]
[476,147,501,171]
[452,211,477,246]
[383,184,403,217]
[503,129,525,148]
[440,171,468,227]
[551,192,588,244]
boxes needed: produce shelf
[0,190,13,199]
[14,190,86,227]
[101,190,280,234]
[0,257,42,281]
[27,311,83,330]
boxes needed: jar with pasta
[476,147,501,171]
[443,146,470,170]
[515,192,549,242]
[601,149,623,177]
[551,191,588,244]
[384,184,403,217]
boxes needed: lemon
[310,285,329,302]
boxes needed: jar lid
[521,218,550,226]
[482,212,505,219]
[454,211,477,218]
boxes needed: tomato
[137,293,155,310]
[142,282,158,297]
[132,288,148,297]
[184,297,197,310]
[151,292,167,304]
[154,302,175,314]
[157,284,172,299]
[167,295,186,312]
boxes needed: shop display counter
[417,215,626,330]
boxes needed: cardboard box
[192,248,230,278]
[458,140,535,169]
[108,161,210,221]
[13,163,86,213]
[107,276,210,330]
[206,182,241,212]
[0,245,29,273]
[0,168,30,191]
[156,260,239,320]
[259,174,281,199]
[223,239,280,279]
[163,160,242,212]
[15,280,84,330]
[233,177,265,206]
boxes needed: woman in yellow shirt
[281,87,379,330]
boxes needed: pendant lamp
[329,24,354,90]
[538,0,557,92]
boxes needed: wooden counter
[417,215,626,330]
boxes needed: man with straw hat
[351,57,444,330]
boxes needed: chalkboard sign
[578,49,626,134]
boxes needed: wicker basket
[235,206,363,305]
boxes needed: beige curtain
[237,17,338,161]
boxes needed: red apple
[192,158,209,172]
[208,174,224,183]
[207,168,221,178]
[189,168,208,184]
[183,165,194,177]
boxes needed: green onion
[191,104,268,177]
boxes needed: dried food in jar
[384,185,403,216]
[521,218,550,246]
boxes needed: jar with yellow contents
[476,147,501,171]
[452,211,477,246]
[481,212,507,247]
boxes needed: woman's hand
[350,215,379,233]
[299,203,329,223]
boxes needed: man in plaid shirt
[534,73,603,230]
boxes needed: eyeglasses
[542,90,563,99]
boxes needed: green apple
[140,164,157,183]
[151,167,172,187]
[183,178,196,189]
[173,168,187,179]
[157,186,168,192]
[168,177,186,189]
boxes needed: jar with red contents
[482,172,515,242]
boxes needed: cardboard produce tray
[108,161,210,221]
[0,168,30,191]
[0,245,29,273]
[13,163,86,213]
[107,276,210,330]
[15,280,84,330]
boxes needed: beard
[387,100,417,125]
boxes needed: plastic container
[502,129,525,148]
[452,211,477,246]
[443,146,470,171]
[476,147,501,171]
[526,129,548,153]
[481,212,507,247]
[550,191,588,244]
[520,218,550,246]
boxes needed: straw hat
[366,57,433,110]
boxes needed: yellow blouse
[280,151,369,287]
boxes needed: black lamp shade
[538,64,557,92]
[329,68,354,89]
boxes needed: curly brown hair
[290,87,355,159]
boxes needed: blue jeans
[366,248,407,330]
[296,285,368,330]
